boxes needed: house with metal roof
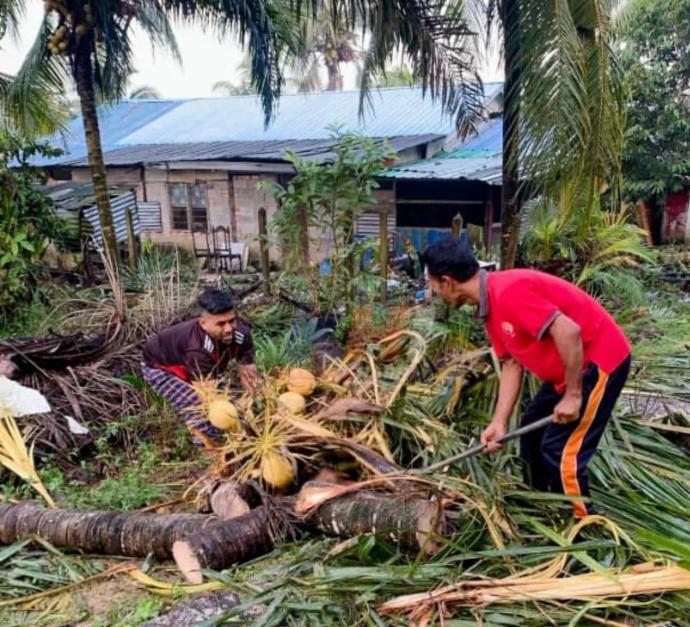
[36,86,503,261]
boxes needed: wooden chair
[211,226,236,273]
[229,242,248,272]
[192,226,214,270]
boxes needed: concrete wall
[81,167,280,262]
[231,174,279,261]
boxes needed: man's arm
[235,328,258,391]
[481,357,524,453]
[548,314,584,424]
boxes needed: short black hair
[421,236,479,282]
[198,288,235,315]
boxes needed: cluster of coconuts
[44,1,94,56]
[204,368,318,490]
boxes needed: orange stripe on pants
[560,368,609,518]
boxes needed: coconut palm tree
[7,0,287,265]
[485,0,624,266]
[0,9,68,137]
[128,84,161,99]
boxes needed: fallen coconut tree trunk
[173,500,295,583]
[301,487,445,555]
[173,487,445,582]
[0,502,261,561]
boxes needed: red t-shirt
[482,269,630,387]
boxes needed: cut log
[172,500,295,584]
[0,502,215,559]
[197,480,262,520]
[210,482,251,520]
[301,485,445,556]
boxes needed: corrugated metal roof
[33,84,502,167]
[382,117,503,184]
[62,134,443,167]
[32,100,185,167]
[383,155,502,183]
[121,85,502,144]
[37,182,141,247]
[446,117,502,155]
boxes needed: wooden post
[380,207,388,304]
[258,207,271,295]
[441,213,464,320]
[297,205,310,269]
[451,213,463,238]
[125,207,137,270]
[484,190,494,250]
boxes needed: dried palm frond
[0,414,55,507]
[380,562,690,618]
[0,378,55,506]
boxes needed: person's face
[428,274,467,308]
[200,310,237,343]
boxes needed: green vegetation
[618,0,690,205]
[0,135,65,326]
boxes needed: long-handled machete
[410,414,554,475]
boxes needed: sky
[0,3,503,100]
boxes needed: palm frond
[0,0,25,40]
[165,0,283,124]
[128,84,162,99]
[517,0,624,198]
[3,15,69,137]
[352,0,484,135]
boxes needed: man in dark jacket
[421,237,631,518]
[141,288,258,444]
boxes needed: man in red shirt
[422,237,631,517]
[141,288,258,445]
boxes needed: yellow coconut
[277,391,306,414]
[260,451,295,489]
[208,399,240,432]
[287,368,316,396]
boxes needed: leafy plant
[520,193,652,290]
[254,318,333,373]
[617,0,690,206]
[0,134,65,324]
[264,128,393,312]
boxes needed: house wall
[75,166,281,262]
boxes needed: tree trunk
[303,489,445,555]
[0,502,215,559]
[173,501,294,583]
[326,62,342,91]
[380,207,388,304]
[297,204,310,268]
[258,207,272,295]
[73,48,119,265]
[200,480,262,520]
[500,0,521,269]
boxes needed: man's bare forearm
[549,315,584,397]
[492,358,524,427]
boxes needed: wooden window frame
[168,182,209,231]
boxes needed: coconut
[208,399,240,432]
[260,451,294,489]
[287,368,316,396]
[277,391,306,414]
